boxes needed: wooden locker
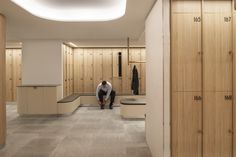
[84,49,94,93]
[112,49,122,94]
[140,48,146,94]
[233,8,236,157]
[130,48,141,94]
[69,48,73,94]
[5,49,13,101]
[93,49,103,91]
[171,13,202,92]
[12,49,22,101]
[102,49,113,84]
[66,47,70,95]
[74,49,84,93]
[203,12,233,92]
[63,45,67,96]
[172,92,202,157]
[203,92,233,157]
[122,48,132,94]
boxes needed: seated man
[96,81,116,110]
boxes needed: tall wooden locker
[112,49,122,94]
[74,49,84,93]
[5,49,13,101]
[172,92,202,157]
[203,1,233,157]
[66,47,70,95]
[130,48,141,94]
[63,45,68,96]
[102,49,113,84]
[84,49,94,93]
[122,48,131,94]
[171,1,202,157]
[69,48,73,95]
[233,2,236,156]
[93,49,103,91]
[12,49,21,101]
[140,48,146,94]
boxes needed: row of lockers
[62,44,146,97]
[171,0,236,157]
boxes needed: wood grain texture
[140,48,146,94]
[171,13,202,92]
[102,49,113,84]
[172,92,202,157]
[172,0,202,13]
[74,49,84,93]
[203,12,233,92]
[5,49,12,101]
[0,14,6,146]
[203,92,233,157]
[93,49,103,91]
[233,11,236,157]
[84,49,94,93]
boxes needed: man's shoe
[109,105,113,110]
[101,105,105,110]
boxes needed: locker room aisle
[0,105,151,157]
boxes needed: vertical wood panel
[172,13,202,92]
[112,49,122,94]
[93,49,103,91]
[63,45,67,96]
[140,48,146,94]
[122,48,132,94]
[84,49,94,93]
[5,49,12,101]
[203,12,232,92]
[172,92,202,157]
[203,92,233,157]
[12,49,22,101]
[233,9,236,157]
[102,49,113,84]
[74,48,84,93]
[0,14,6,147]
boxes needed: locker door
[122,49,131,94]
[5,49,13,101]
[203,1,233,157]
[172,13,202,92]
[112,49,122,94]
[74,49,84,93]
[93,49,103,91]
[84,49,94,93]
[12,49,22,101]
[203,92,233,157]
[130,48,141,94]
[70,49,73,94]
[140,48,146,94]
[172,92,202,157]
[203,13,233,92]
[102,49,113,84]
[63,45,67,96]
[66,47,70,95]
[233,7,236,157]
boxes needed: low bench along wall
[120,98,146,119]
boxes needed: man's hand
[98,100,101,105]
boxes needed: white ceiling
[0,0,156,43]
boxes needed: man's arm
[96,85,101,100]
[105,85,112,101]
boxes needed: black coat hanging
[131,65,139,95]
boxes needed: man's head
[102,81,107,86]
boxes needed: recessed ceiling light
[11,0,127,22]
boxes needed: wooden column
[0,14,6,148]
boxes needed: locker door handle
[228,130,234,134]
[197,130,203,134]
[229,51,233,55]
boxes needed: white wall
[145,0,170,156]
[22,40,63,85]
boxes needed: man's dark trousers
[98,90,116,106]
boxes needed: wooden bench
[120,98,146,118]
[57,93,80,114]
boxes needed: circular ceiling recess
[10,0,127,22]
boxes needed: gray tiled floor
[0,105,152,157]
